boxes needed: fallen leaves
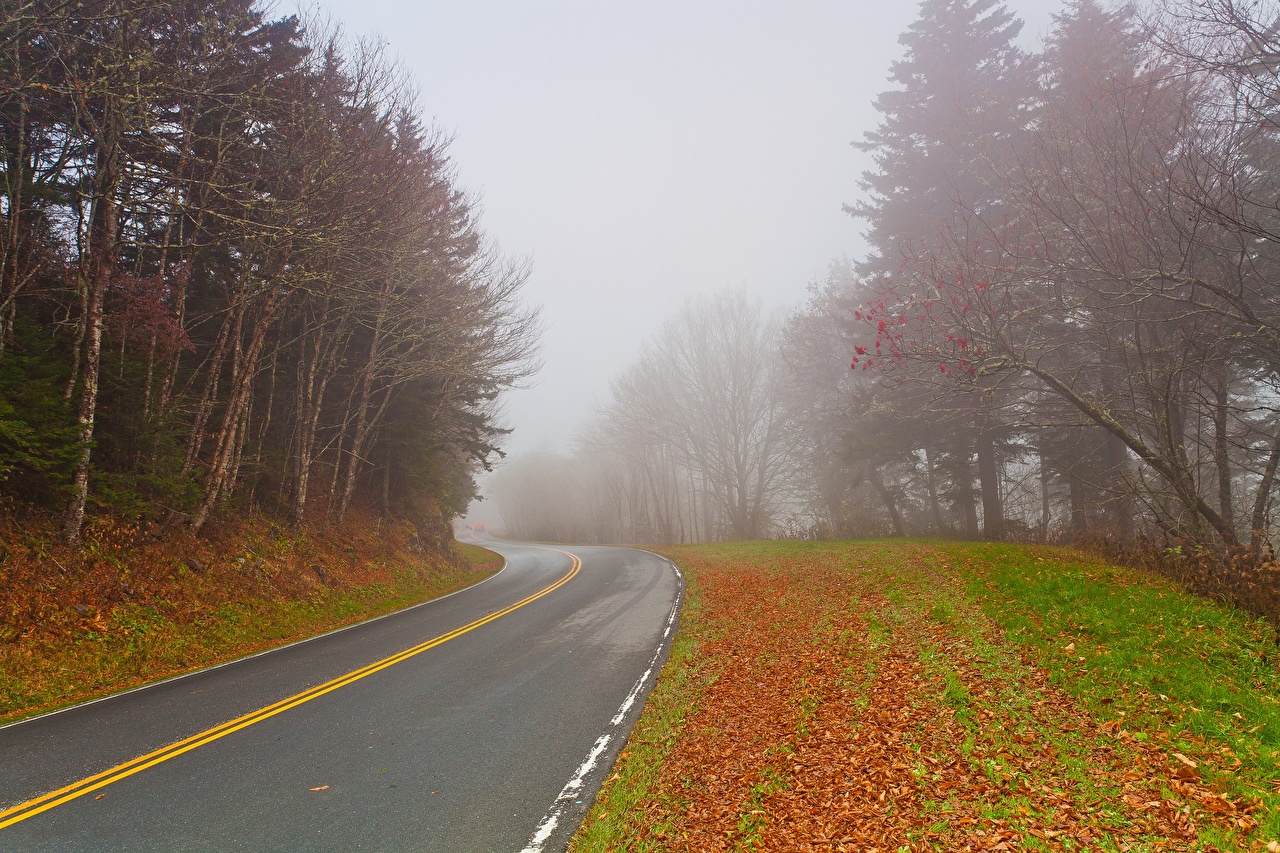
[0,509,493,725]
[623,542,1257,852]
[308,785,329,792]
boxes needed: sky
[315,0,1065,517]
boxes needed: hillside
[573,540,1280,852]
[0,508,501,725]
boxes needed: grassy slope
[571,540,1280,852]
[0,517,503,725]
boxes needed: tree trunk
[62,145,120,546]
[335,384,393,524]
[1068,467,1087,539]
[1212,372,1234,535]
[1103,433,1132,538]
[190,290,287,533]
[380,446,392,519]
[976,424,1002,541]
[957,452,979,539]
[1038,444,1051,542]
[867,463,905,536]
[64,256,88,401]
[290,330,319,528]
[1250,425,1280,555]
[924,446,946,535]
[182,302,239,475]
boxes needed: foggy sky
[317,0,1064,503]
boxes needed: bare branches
[493,290,795,544]
[0,0,539,540]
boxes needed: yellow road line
[0,549,581,830]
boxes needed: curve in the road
[0,547,580,831]
[0,538,683,852]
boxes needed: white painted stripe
[519,555,685,853]
[610,666,653,726]
[523,814,558,850]
[519,734,611,853]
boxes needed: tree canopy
[0,0,539,543]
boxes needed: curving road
[0,536,682,853]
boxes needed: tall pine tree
[852,0,1030,260]
[847,0,1033,540]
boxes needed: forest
[491,0,1280,605]
[0,0,538,546]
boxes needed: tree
[495,290,797,544]
[0,1,539,547]
[845,0,1034,540]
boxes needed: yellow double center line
[0,549,581,830]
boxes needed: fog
[318,0,1064,481]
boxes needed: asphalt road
[0,536,682,852]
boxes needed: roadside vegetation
[0,513,501,725]
[0,0,527,728]
[572,540,1280,852]
[492,0,1280,634]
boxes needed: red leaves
[107,267,194,355]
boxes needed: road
[0,537,682,852]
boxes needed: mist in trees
[491,0,1280,578]
[808,0,1280,560]
[491,291,800,544]
[0,0,538,544]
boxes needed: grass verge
[570,572,710,852]
[571,540,1280,851]
[0,515,501,725]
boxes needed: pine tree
[848,0,1033,540]
[852,0,1031,265]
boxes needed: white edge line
[0,541,510,733]
[609,598,679,726]
[609,664,654,727]
[519,734,612,853]
[520,548,685,853]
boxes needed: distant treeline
[492,0,1280,577]
[0,1,538,543]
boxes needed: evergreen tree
[851,0,1031,265]
[847,0,1034,540]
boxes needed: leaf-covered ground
[571,540,1280,852]
[0,511,501,724]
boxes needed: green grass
[950,541,1280,843]
[570,538,1280,851]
